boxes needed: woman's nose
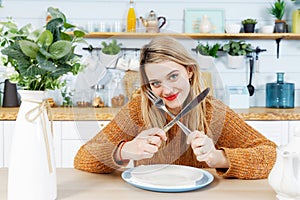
[161,83,174,94]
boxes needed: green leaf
[0,21,18,31]
[19,40,39,58]
[47,7,66,23]
[1,43,31,73]
[49,40,72,59]
[73,30,85,38]
[36,52,57,71]
[37,30,53,47]
[38,46,54,59]
[60,32,72,41]
[46,18,64,42]
[64,22,76,30]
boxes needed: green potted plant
[195,42,220,69]
[241,18,257,33]
[100,39,122,68]
[269,0,287,33]
[0,8,85,90]
[221,40,253,68]
[0,7,86,200]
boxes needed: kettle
[139,10,166,33]
[268,128,300,200]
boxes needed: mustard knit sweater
[74,95,276,179]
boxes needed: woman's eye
[150,81,161,88]
[169,73,179,81]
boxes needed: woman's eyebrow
[148,70,179,82]
[167,70,179,76]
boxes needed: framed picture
[184,9,224,33]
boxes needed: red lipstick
[164,93,178,101]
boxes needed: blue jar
[266,72,295,108]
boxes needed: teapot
[140,10,166,33]
[268,128,300,200]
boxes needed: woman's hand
[187,131,229,168]
[120,128,167,161]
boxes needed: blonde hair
[139,36,208,132]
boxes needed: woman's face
[145,61,193,114]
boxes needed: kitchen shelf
[83,32,300,40]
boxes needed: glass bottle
[127,0,136,32]
[266,72,295,108]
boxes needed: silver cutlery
[163,87,210,133]
[146,89,192,135]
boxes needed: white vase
[8,90,57,200]
[199,15,212,33]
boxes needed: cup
[225,24,241,34]
[112,21,124,32]
[98,22,108,32]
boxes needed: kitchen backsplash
[0,0,300,107]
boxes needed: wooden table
[0,168,276,200]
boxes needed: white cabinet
[52,121,62,168]
[3,121,16,167]
[246,121,289,146]
[288,121,300,141]
[61,121,109,167]
[0,121,3,167]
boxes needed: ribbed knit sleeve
[74,96,144,173]
[212,101,277,179]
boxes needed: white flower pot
[8,90,57,200]
[197,53,215,69]
[99,51,121,69]
[226,54,245,69]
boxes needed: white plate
[121,164,214,192]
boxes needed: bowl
[260,25,274,34]
[225,24,241,34]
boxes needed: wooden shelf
[83,32,300,40]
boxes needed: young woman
[74,36,276,179]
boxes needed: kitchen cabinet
[246,121,289,146]
[61,121,110,167]
[3,121,15,168]
[0,121,3,167]
[288,121,300,141]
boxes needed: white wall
[1,0,300,107]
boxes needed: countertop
[1,107,300,121]
[0,168,276,200]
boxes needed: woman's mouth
[164,93,178,101]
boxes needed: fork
[145,89,192,135]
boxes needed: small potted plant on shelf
[269,0,287,33]
[241,18,257,33]
[221,40,253,69]
[100,39,122,68]
[195,42,221,69]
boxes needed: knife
[163,87,210,133]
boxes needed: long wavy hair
[139,36,209,132]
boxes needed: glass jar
[266,72,295,108]
[108,72,127,107]
[92,84,106,107]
